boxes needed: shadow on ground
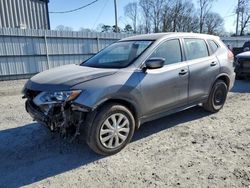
[0,106,210,187]
[231,80,250,93]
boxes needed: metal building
[0,0,50,30]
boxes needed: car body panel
[185,55,220,102]
[72,67,144,116]
[24,64,117,91]
[139,63,189,118]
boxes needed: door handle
[179,69,188,75]
[210,61,217,66]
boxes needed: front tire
[203,80,228,113]
[86,103,135,156]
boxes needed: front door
[139,39,189,118]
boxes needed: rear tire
[203,80,228,113]
[86,103,135,156]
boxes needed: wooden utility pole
[114,0,118,32]
[236,0,240,36]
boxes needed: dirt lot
[0,80,249,188]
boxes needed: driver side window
[98,45,130,64]
[149,39,182,65]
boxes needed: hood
[25,64,117,91]
[237,51,250,58]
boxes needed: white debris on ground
[0,80,249,188]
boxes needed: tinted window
[208,39,219,54]
[149,39,182,65]
[82,41,152,68]
[184,38,209,60]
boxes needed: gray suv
[23,33,235,155]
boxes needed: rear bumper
[229,72,236,90]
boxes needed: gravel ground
[0,80,249,188]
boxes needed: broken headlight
[33,90,81,106]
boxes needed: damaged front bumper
[24,89,91,140]
[25,100,49,125]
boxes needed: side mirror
[145,58,165,70]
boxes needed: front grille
[239,58,250,67]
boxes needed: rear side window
[208,39,219,54]
[149,39,182,65]
[184,38,209,60]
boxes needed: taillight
[228,50,234,62]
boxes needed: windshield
[81,40,153,68]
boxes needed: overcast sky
[48,0,237,33]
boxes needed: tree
[137,24,145,34]
[237,0,250,35]
[162,0,199,32]
[204,12,224,34]
[101,25,112,32]
[151,0,165,32]
[169,0,184,32]
[198,0,215,33]
[124,24,134,33]
[162,2,171,32]
[99,24,121,33]
[124,2,138,33]
[123,0,224,35]
[112,25,121,33]
[139,0,153,33]
[178,1,199,32]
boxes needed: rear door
[139,39,189,117]
[183,38,220,103]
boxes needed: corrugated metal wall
[0,0,50,29]
[221,37,250,48]
[0,28,132,80]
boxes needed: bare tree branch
[198,0,215,33]
[124,2,138,33]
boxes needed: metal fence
[0,28,131,80]
[221,37,250,48]
[0,28,250,80]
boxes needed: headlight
[33,90,81,106]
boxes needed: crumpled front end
[23,88,91,140]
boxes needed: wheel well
[97,99,140,130]
[217,75,230,89]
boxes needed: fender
[209,72,231,93]
[73,86,143,118]
[83,93,142,130]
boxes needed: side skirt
[138,99,207,127]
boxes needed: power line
[92,0,109,30]
[49,0,99,14]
